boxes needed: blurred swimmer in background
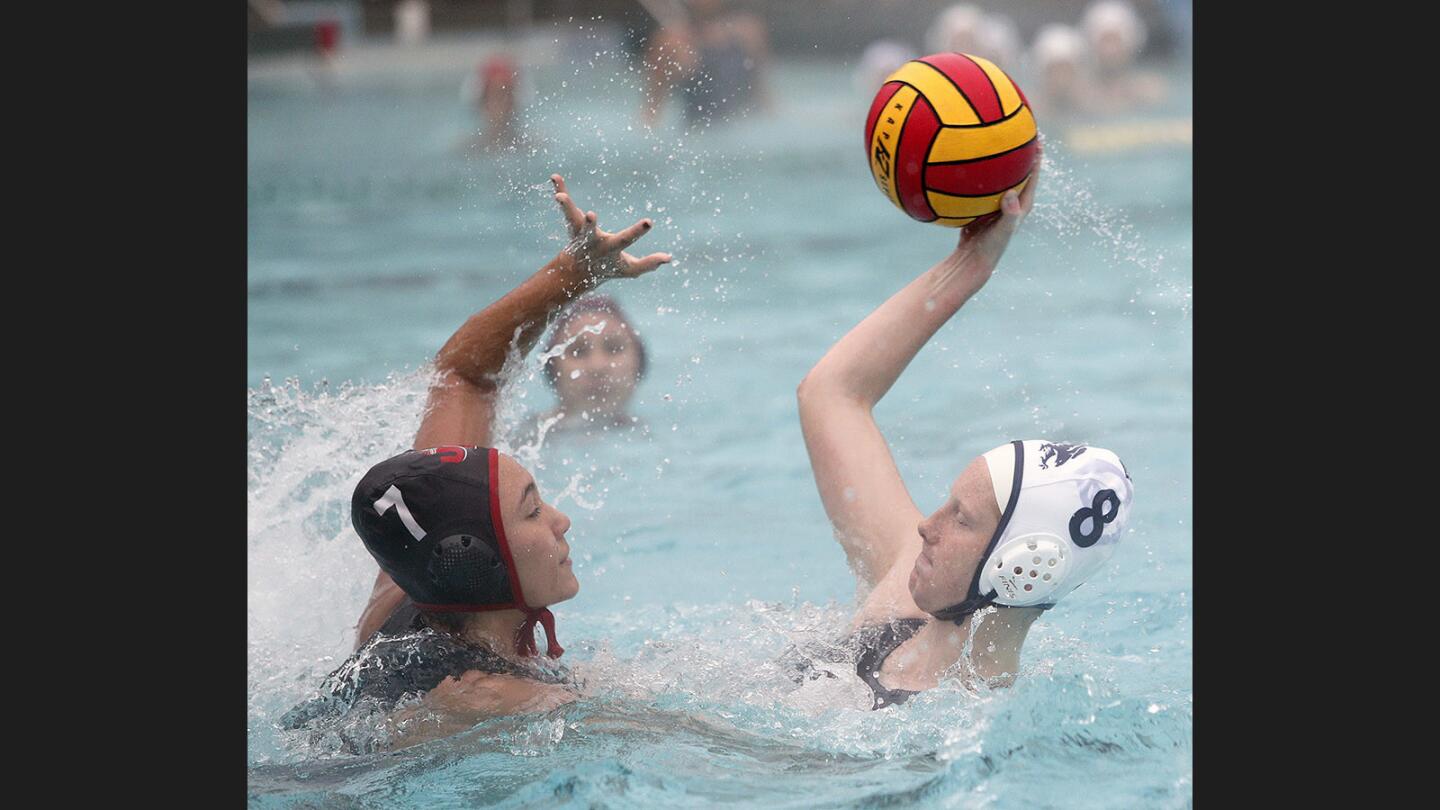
[852,39,916,96]
[639,0,772,127]
[460,53,534,154]
[859,5,1023,104]
[1082,0,1167,112]
[925,4,984,55]
[1028,24,1093,119]
[535,294,649,436]
[281,175,671,749]
[790,160,1135,710]
[926,4,1022,71]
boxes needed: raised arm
[355,173,670,650]
[797,165,1039,586]
[412,174,671,451]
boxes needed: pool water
[249,28,1191,808]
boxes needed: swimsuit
[853,618,928,710]
[784,617,930,711]
[279,599,568,731]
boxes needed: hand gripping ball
[864,53,1039,227]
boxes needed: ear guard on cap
[978,532,1072,606]
[426,533,511,604]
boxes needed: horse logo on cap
[1038,442,1087,469]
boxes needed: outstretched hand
[551,174,672,282]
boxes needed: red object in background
[480,55,518,92]
[315,20,340,55]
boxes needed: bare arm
[640,25,697,126]
[730,12,774,113]
[384,671,576,750]
[356,174,671,646]
[797,163,1039,585]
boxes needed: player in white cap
[793,156,1134,709]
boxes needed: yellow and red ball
[865,53,1038,227]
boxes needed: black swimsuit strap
[854,618,929,710]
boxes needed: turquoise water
[249,32,1191,808]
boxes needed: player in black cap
[283,175,671,742]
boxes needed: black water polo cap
[350,445,563,657]
[351,445,516,608]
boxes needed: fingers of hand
[993,194,1023,241]
[610,218,654,252]
[966,211,1001,235]
[1001,190,1022,217]
[550,174,568,195]
[626,251,672,276]
[1019,159,1041,211]
[555,191,584,232]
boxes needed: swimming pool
[249,29,1191,808]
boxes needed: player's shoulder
[454,670,576,715]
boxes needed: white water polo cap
[932,440,1134,621]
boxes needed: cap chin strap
[486,447,564,659]
[517,607,564,658]
[930,592,997,624]
[931,440,1024,626]
[411,601,565,658]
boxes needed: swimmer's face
[910,456,1001,613]
[550,312,643,415]
[496,453,579,606]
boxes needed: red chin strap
[488,448,564,660]
[517,607,564,658]
[414,601,563,658]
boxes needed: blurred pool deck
[248,28,584,83]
